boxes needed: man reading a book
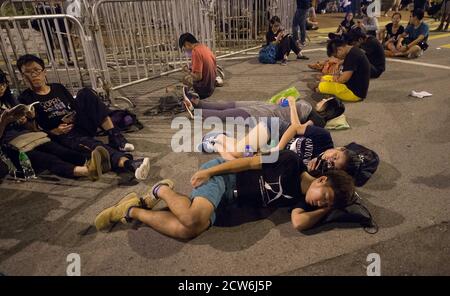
[16,54,150,180]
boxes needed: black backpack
[321,192,378,234]
[345,142,380,187]
[107,109,144,133]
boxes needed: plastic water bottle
[279,98,289,107]
[18,152,36,179]
[243,145,254,157]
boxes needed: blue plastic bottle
[280,98,289,107]
[243,145,254,157]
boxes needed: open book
[7,101,40,117]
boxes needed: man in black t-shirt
[307,38,370,102]
[346,27,385,79]
[16,54,150,180]
[95,150,355,239]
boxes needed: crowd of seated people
[3,7,436,240]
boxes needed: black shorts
[403,39,429,51]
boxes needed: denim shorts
[190,158,237,225]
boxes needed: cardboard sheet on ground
[325,114,350,130]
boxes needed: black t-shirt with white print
[236,150,317,212]
[283,125,334,167]
[18,83,75,131]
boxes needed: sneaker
[217,65,225,80]
[87,149,103,181]
[142,179,175,210]
[215,76,224,87]
[182,86,200,102]
[108,128,135,152]
[94,146,111,173]
[94,192,144,231]
[297,54,309,60]
[196,131,228,153]
[281,59,288,66]
[182,86,195,119]
[131,157,150,180]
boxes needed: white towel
[410,91,432,99]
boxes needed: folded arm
[291,207,331,231]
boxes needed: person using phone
[266,16,309,66]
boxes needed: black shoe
[108,128,135,152]
[297,55,309,60]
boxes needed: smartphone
[61,111,76,124]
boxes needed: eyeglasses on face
[22,68,44,76]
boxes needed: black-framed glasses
[22,68,44,76]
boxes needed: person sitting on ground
[328,11,356,40]
[306,17,320,30]
[183,88,345,128]
[16,54,150,180]
[378,12,405,57]
[395,9,429,58]
[0,71,108,180]
[346,27,386,78]
[179,33,217,99]
[266,16,309,66]
[95,150,356,238]
[356,6,379,37]
[307,38,371,102]
[432,0,450,32]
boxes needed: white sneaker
[122,143,135,152]
[134,157,150,180]
[215,76,224,87]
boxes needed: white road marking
[387,58,450,70]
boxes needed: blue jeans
[352,0,361,15]
[292,9,308,44]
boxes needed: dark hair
[392,12,402,19]
[17,54,45,73]
[270,16,281,25]
[178,33,198,49]
[319,97,345,121]
[412,8,424,20]
[0,70,17,109]
[0,69,8,84]
[345,27,367,44]
[326,38,347,57]
[324,170,355,209]
[361,6,367,16]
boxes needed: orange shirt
[191,44,216,98]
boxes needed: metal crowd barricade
[86,0,214,94]
[1,0,299,106]
[0,14,98,94]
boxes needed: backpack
[107,109,143,133]
[321,192,378,234]
[258,44,277,64]
[144,95,186,116]
[345,142,380,187]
